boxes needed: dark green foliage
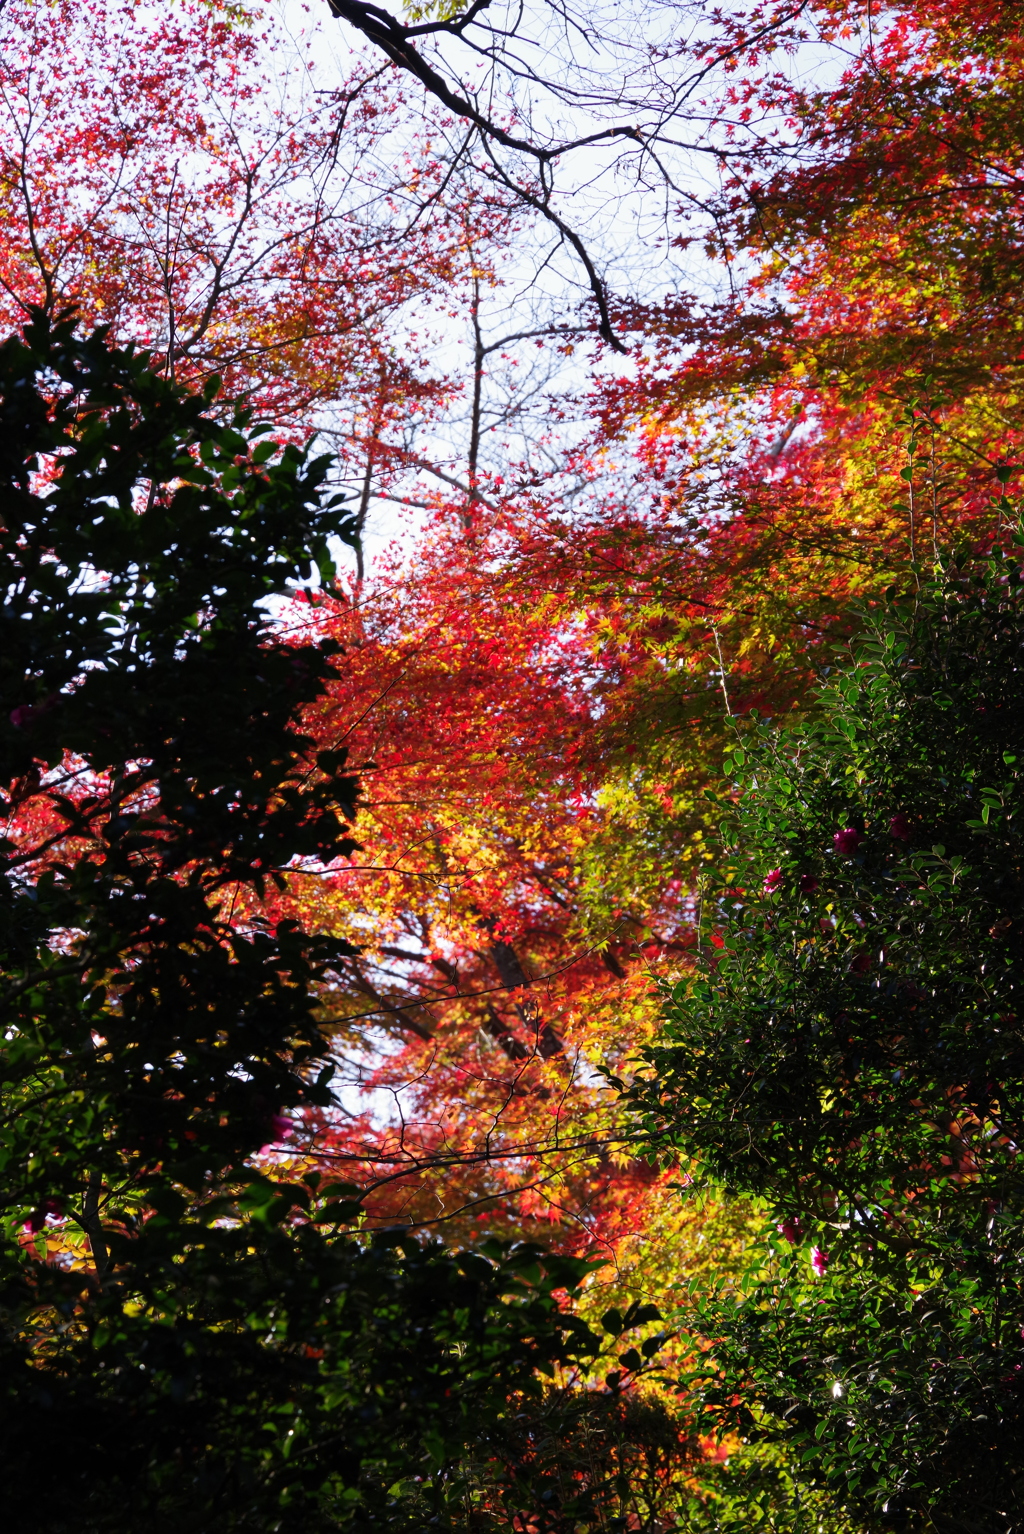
[630,537,1024,1533]
[9,1212,605,1531]
[0,307,361,1199]
[0,312,618,1530]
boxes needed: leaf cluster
[629,535,1024,1529]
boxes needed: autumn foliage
[2,0,1024,1525]
[262,0,1024,1271]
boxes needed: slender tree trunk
[465,273,484,527]
[479,923,564,1059]
[81,1169,108,1283]
[354,360,389,584]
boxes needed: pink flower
[889,813,911,842]
[777,1217,803,1245]
[833,828,861,855]
[9,692,58,730]
[763,868,784,894]
[258,1114,294,1154]
[798,873,819,894]
[811,1246,829,1277]
[23,1198,62,1234]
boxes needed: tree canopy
[2,0,1024,1526]
[631,535,1024,1530]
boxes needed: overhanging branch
[325,0,630,351]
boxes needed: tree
[0,307,635,1530]
[0,0,525,514]
[630,521,1024,1531]
[597,0,1024,590]
[319,1,1022,371]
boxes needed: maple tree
[0,0,544,538]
